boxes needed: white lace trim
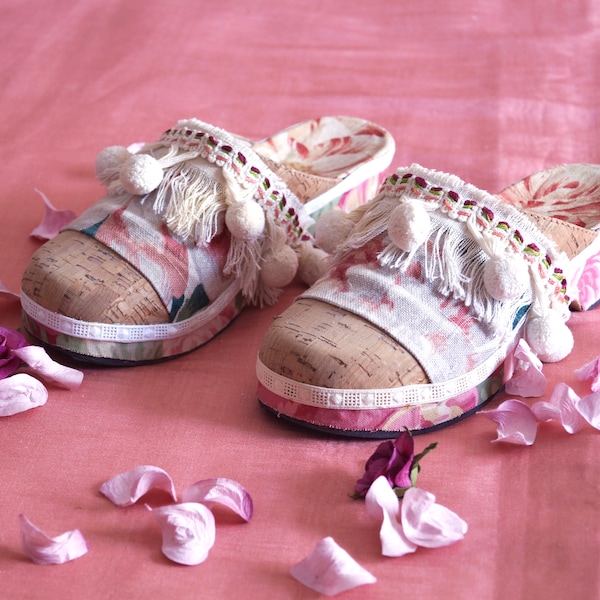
[256,343,508,410]
[20,282,241,343]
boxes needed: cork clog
[21,117,395,364]
[257,164,600,438]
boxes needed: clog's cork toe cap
[21,230,168,326]
[258,297,429,390]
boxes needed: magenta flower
[0,327,28,380]
[354,431,436,498]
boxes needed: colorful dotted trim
[160,126,312,243]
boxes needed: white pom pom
[483,253,530,301]
[298,244,329,286]
[119,154,164,195]
[525,312,574,363]
[225,202,265,241]
[314,210,354,254]
[260,245,298,288]
[95,146,131,183]
[387,202,430,252]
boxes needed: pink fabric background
[1,1,599,597]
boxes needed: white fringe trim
[335,164,570,331]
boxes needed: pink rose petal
[0,279,19,300]
[290,537,376,596]
[575,357,600,393]
[504,339,546,397]
[400,487,467,548]
[575,392,600,430]
[181,478,253,522]
[0,373,48,416]
[99,465,177,506]
[149,502,216,566]
[479,399,538,445]
[30,189,77,240]
[0,326,29,380]
[531,383,586,434]
[19,514,88,565]
[365,476,417,557]
[13,346,83,390]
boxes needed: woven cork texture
[21,230,169,326]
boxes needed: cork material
[259,156,339,204]
[21,230,169,325]
[259,297,429,389]
[522,209,599,262]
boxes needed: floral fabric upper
[303,165,569,385]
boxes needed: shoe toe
[21,230,169,325]
[258,297,429,389]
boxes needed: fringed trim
[94,119,319,307]
[335,165,571,344]
[156,163,226,244]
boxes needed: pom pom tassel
[524,273,573,363]
[297,243,329,286]
[387,200,431,253]
[466,214,530,302]
[95,146,131,185]
[525,311,574,363]
[119,154,165,195]
[315,210,355,254]
[483,253,531,302]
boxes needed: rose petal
[479,399,538,445]
[12,346,83,390]
[576,392,600,429]
[504,339,546,397]
[575,357,600,393]
[0,373,48,416]
[531,383,586,434]
[400,487,467,548]
[0,279,19,300]
[149,502,216,566]
[530,401,561,423]
[181,477,253,522]
[99,465,177,506]
[19,514,88,565]
[365,476,417,557]
[290,537,376,596]
[30,189,77,240]
[354,431,414,497]
[0,327,29,380]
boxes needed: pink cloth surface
[1,0,599,598]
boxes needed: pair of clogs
[20,116,600,437]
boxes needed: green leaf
[409,441,437,487]
[412,442,438,468]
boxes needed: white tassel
[387,200,431,252]
[314,210,354,254]
[96,146,131,185]
[260,244,298,288]
[225,202,266,241]
[119,154,164,195]
[483,254,530,302]
[155,165,227,244]
[466,215,530,302]
[524,272,573,362]
[297,243,329,286]
[525,312,574,362]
